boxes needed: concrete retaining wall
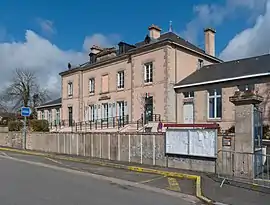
[0,131,218,172]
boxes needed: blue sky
[0,0,259,54]
[0,0,269,97]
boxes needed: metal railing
[137,114,161,130]
[74,115,129,132]
[216,149,270,188]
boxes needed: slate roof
[60,31,222,76]
[174,54,270,89]
[38,98,61,108]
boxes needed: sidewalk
[50,153,270,205]
[0,147,269,205]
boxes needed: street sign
[21,107,31,117]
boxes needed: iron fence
[216,149,270,188]
[74,115,129,132]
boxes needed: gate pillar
[229,91,263,179]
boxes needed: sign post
[21,107,31,149]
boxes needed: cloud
[83,33,120,51]
[220,0,270,60]
[36,18,56,35]
[0,30,117,100]
[182,0,267,44]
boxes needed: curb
[0,147,214,204]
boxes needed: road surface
[0,154,200,205]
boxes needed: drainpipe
[78,71,83,122]
[174,47,178,123]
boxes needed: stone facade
[60,26,219,125]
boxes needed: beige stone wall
[61,44,219,124]
[0,131,218,173]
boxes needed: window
[208,89,222,119]
[117,71,124,89]
[183,91,194,98]
[144,63,153,83]
[89,78,95,93]
[102,103,109,119]
[41,111,45,120]
[68,82,73,97]
[117,101,125,117]
[55,109,60,125]
[197,59,204,70]
[89,105,95,121]
[237,84,255,92]
[48,110,52,123]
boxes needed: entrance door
[145,96,153,123]
[183,103,194,123]
[68,107,73,127]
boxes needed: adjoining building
[174,54,270,130]
[36,98,62,128]
[59,24,221,131]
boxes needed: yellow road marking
[167,177,181,192]
[137,176,165,184]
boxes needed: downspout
[175,48,178,123]
[79,71,83,122]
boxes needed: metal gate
[253,106,263,177]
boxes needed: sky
[0,0,269,99]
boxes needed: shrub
[8,120,23,131]
[30,119,49,132]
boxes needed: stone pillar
[229,91,263,179]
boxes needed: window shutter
[124,101,128,117]
[117,73,120,87]
[108,104,112,118]
[144,65,147,82]
[113,103,116,117]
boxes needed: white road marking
[0,154,199,203]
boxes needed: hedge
[8,119,49,132]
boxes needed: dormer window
[144,35,151,44]
[89,53,96,64]
[197,59,204,70]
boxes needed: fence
[217,149,270,188]
[1,131,167,166]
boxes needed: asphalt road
[0,154,200,205]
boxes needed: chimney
[204,28,216,56]
[90,45,103,54]
[148,24,161,39]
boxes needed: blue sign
[21,107,31,117]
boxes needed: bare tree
[1,68,49,112]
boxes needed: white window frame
[102,103,109,119]
[117,101,125,117]
[68,82,73,97]
[41,111,45,120]
[144,63,153,83]
[207,89,222,119]
[89,105,95,121]
[48,110,52,123]
[117,71,125,89]
[55,108,60,124]
[89,78,95,93]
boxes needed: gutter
[36,103,62,109]
[174,72,270,89]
